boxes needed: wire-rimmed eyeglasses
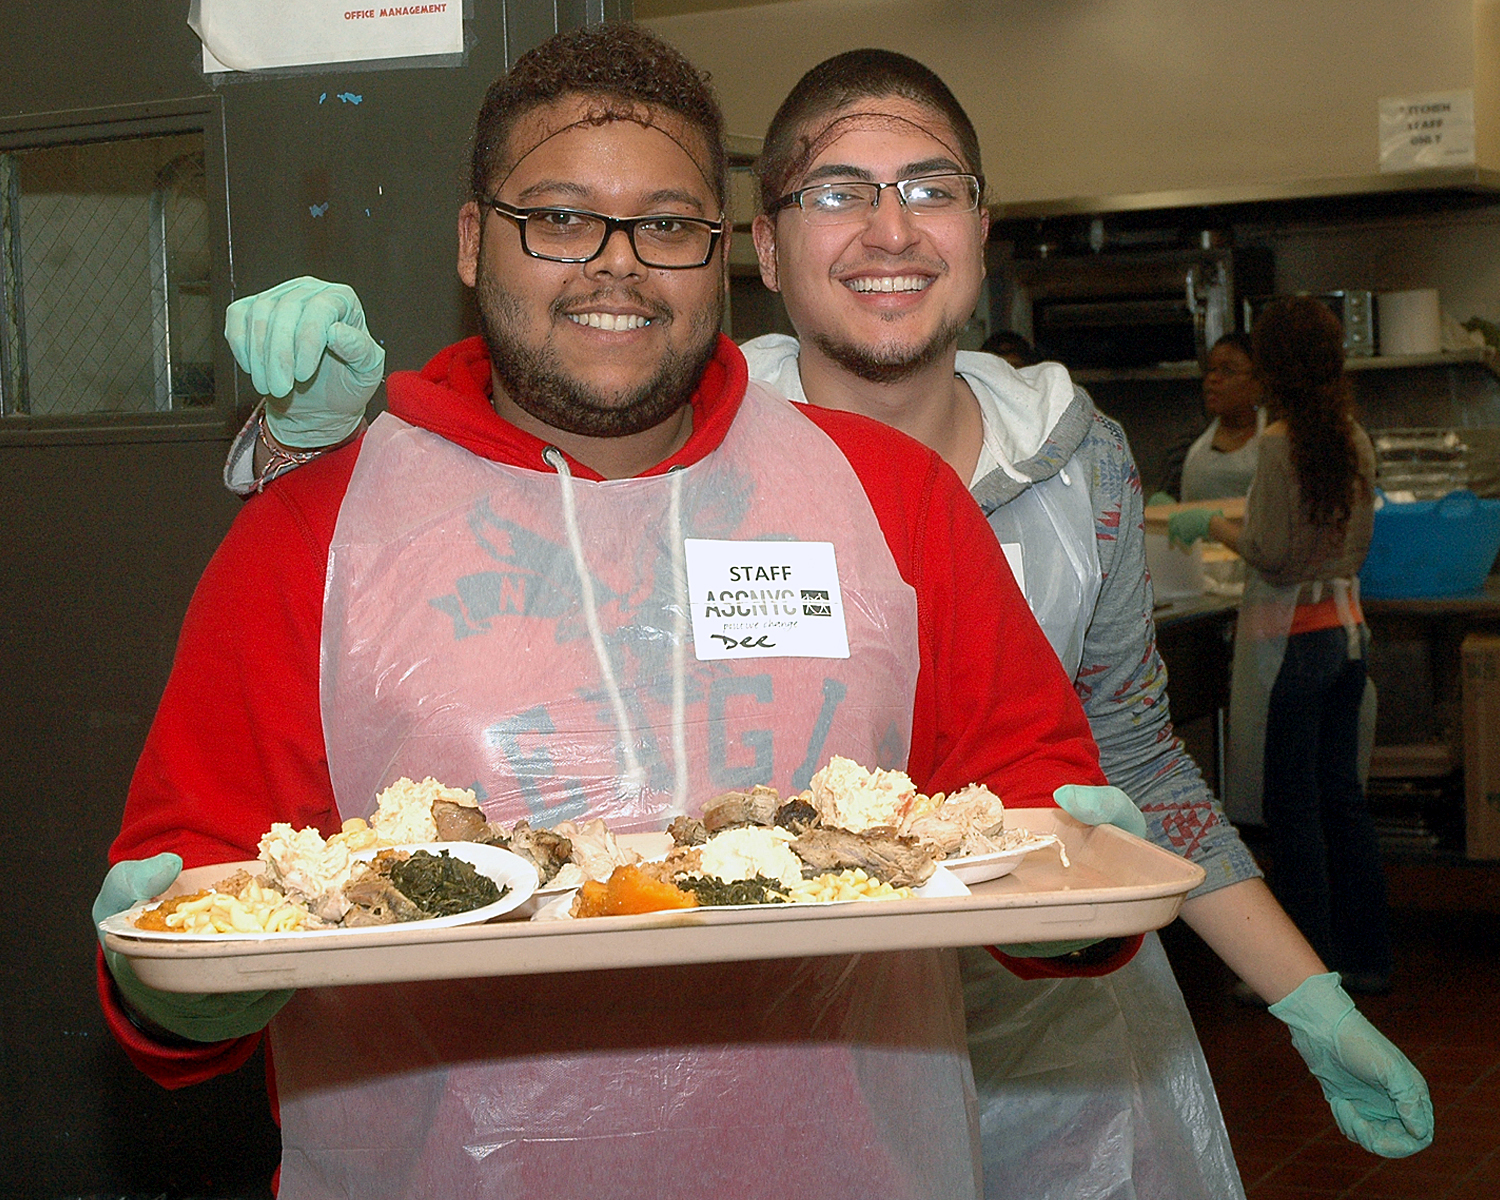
[480,197,724,269]
[769,173,982,226]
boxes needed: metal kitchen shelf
[990,167,1500,222]
[1072,345,1497,385]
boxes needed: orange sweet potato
[572,878,611,918]
[570,864,699,917]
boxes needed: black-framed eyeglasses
[480,197,724,269]
[770,173,983,225]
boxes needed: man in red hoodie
[93,23,1137,1200]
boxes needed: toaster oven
[1242,291,1376,357]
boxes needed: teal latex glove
[1051,782,1148,838]
[1269,972,1434,1157]
[224,276,385,448]
[1166,506,1220,549]
[1146,491,1177,507]
[94,854,295,1043]
[993,785,1147,956]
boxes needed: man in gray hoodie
[742,47,1429,1194]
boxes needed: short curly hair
[756,49,983,214]
[469,23,727,207]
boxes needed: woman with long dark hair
[1171,295,1392,992]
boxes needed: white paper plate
[532,863,968,920]
[99,842,539,942]
[944,835,1061,884]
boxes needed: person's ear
[752,214,780,292]
[457,200,482,288]
[978,207,990,279]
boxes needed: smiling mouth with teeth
[845,275,931,294]
[567,312,654,331]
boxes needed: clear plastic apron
[983,465,1100,681]
[974,459,1243,1200]
[963,936,1244,1200]
[1224,569,1366,826]
[271,384,980,1200]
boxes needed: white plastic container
[1378,289,1442,356]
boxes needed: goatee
[808,310,968,385]
[476,274,722,439]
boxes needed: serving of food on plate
[507,755,1067,919]
[108,778,540,938]
[106,758,1068,938]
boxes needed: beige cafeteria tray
[105,809,1204,994]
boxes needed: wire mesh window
[0,132,214,417]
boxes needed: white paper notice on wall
[188,0,462,75]
[1379,89,1475,173]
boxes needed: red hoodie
[100,334,1130,1090]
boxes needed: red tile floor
[1162,858,1500,1198]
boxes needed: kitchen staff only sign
[188,0,462,74]
[684,539,850,661]
[1379,89,1475,173]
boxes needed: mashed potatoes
[697,825,804,888]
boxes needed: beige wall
[643,0,1494,205]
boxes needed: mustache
[834,255,946,280]
[552,288,674,323]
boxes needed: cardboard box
[1460,633,1500,859]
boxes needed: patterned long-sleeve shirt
[962,359,1261,897]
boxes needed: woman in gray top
[1172,296,1390,992]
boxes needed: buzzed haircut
[756,48,984,214]
[469,22,728,206]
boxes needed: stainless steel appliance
[996,244,1274,370]
[1242,290,1376,357]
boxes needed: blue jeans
[1263,625,1393,981]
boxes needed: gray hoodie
[741,334,1258,897]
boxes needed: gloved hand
[94,854,295,1043]
[1051,782,1148,838]
[224,276,385,448]
[993,785,1148,957]
[1269,972,1434,1157]
[1167,506,1221,549]
[1146,491,1177,507]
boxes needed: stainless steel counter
[1152,593,1239,795]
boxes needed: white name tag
[685,539,850,660]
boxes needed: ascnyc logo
[704,564,832,649]
[703,563,832,619]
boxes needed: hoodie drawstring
[667,466,689,817]
[544,446,647,796]
[543,446,689,810]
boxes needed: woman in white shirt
[1181,332,1264,501]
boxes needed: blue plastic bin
[1360,488,1500,599]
